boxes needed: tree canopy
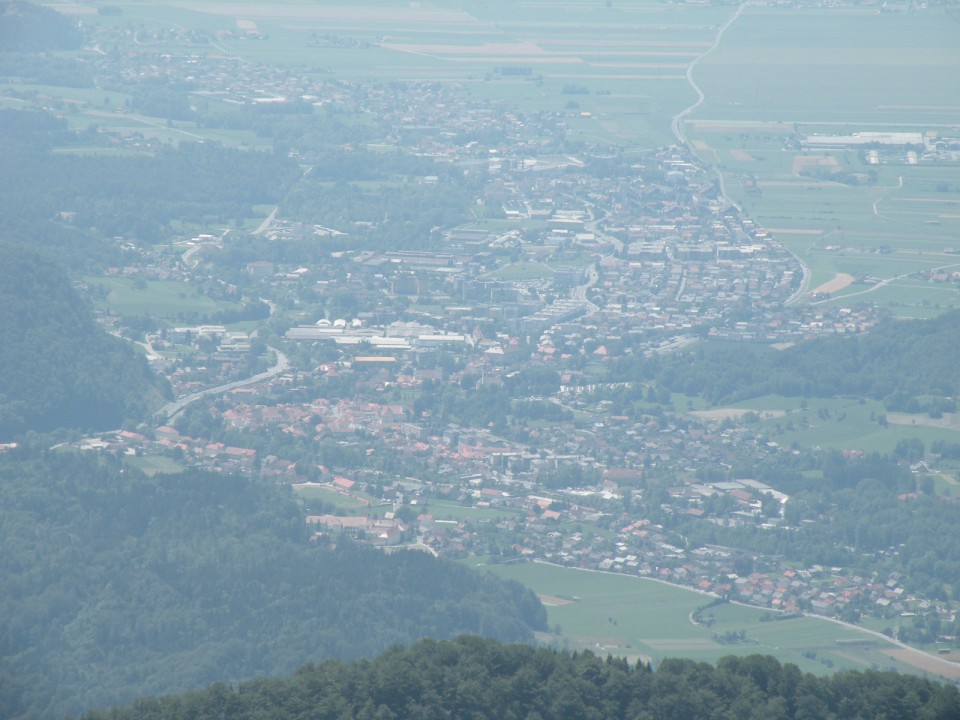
[610,310,960,406]
[0,1,82,52]
[0,244,167,437]
[0,449,547,719]
[79,636,960,720]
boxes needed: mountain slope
[0,450,547,719]
[0,244,167,437]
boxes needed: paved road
[253,206,278,236]
[670,2,746,149]
[572,263,601,314]
[156,346,289,422]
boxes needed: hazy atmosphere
[2,0,960,718]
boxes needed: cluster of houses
[72,393,954,636]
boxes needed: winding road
[670,2,747,151]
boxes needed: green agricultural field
[486,561,958,681]
[690,395,960,455]
[679,3,960,315]
[85,276,242,320]
[124,454,184,476]
[292,484,372,513]
[691,8,960,126]
[74,0,732,146]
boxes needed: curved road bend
[157,346,289,423]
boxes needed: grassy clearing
[694,395,960,454]
[292,484,371,512]
[125,455,183,476]
[86,276,240,319]
[932,471,960,498]
[485,561,935,677]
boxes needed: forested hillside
[0,449,547,720]
[0,128,300,246]
[612,311,960,406]
[0,245,167,437]
[80,636,960,720]
[0,0,82,52]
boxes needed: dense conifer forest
[80,636,960,720]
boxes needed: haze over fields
[2,0,960,718]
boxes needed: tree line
[79,635,960,720]
[608,310,960,408]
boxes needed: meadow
[687,393,960,455]
[485,561,960,681]
[124,454,184,476]
[84,276,242,320]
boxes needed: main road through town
[156,346,289,423]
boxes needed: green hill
[0,245,167,437]
[0,450,547,719]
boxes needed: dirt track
[882,648,960,681]
[810,273,854,295]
